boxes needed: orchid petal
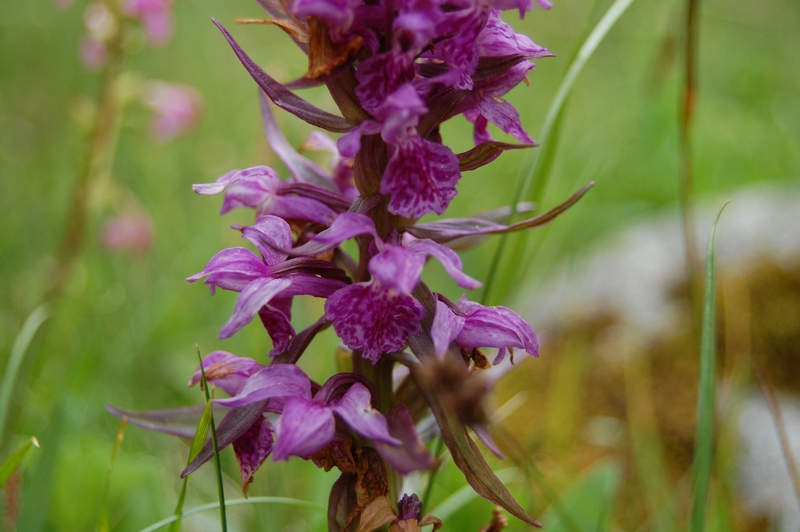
[273,397,336,460]
[220,277,293,338]
[408,239,482,289]
[258,305,296,357]
[368,245,425,294]
[192,169,243,195]
[217,166,279,214]
[232,415,275,494]
[374,404,436,474]
[290,212,381,256]
[315,372,376,406]
[475,96,534,144]
[332,383,400,445]
[241,215,293,266]
[456,296,539,357]
[215,363,312,408]
[188,351,264,396]
[187,247,269,293]
[431,300,465,358]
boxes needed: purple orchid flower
[209,361,400,459]
[431,295,539,364]
[187,215,349,354]
[108,0,595,526]
[192,166,343,225]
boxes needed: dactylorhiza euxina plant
[112,0,593,528]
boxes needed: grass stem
[196,347,227,532]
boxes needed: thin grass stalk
[481,0,637,304]
[98,416,128,532]
[689,201,729,531]
[757,371,800,515]
[623,346,675,531]
[139,497,327,532]
[46,1,127,301]
[678,0,703,335]
[196,347,227,532]
[420,435,446,514]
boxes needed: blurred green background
[0,0,798,529]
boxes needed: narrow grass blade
[98,417,128,532]
[689,201,730,531]
[0,304,51,444]
[0,436,39,489]
[169,400,214,532]
[421,435,446,514]
[430,468,520,523]
[139,497,326,532]
[482,0,637,304]
[196,346,227,532]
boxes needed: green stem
[678,0,703,337]
[46,2,127,301]
[197,348,227,532]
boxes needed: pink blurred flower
[79,2,116,70]
[80,37,108,70]
[101,211,154,255]
[123,0,173,47]
[141,81,202,142]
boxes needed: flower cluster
[112,0,593,527]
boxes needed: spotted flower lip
[272,211,482,362]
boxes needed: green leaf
[189,400,214,462]
[690,201,730,531]
[538,459,622,531]
[0,303,51,444]
[0,436,39,489]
